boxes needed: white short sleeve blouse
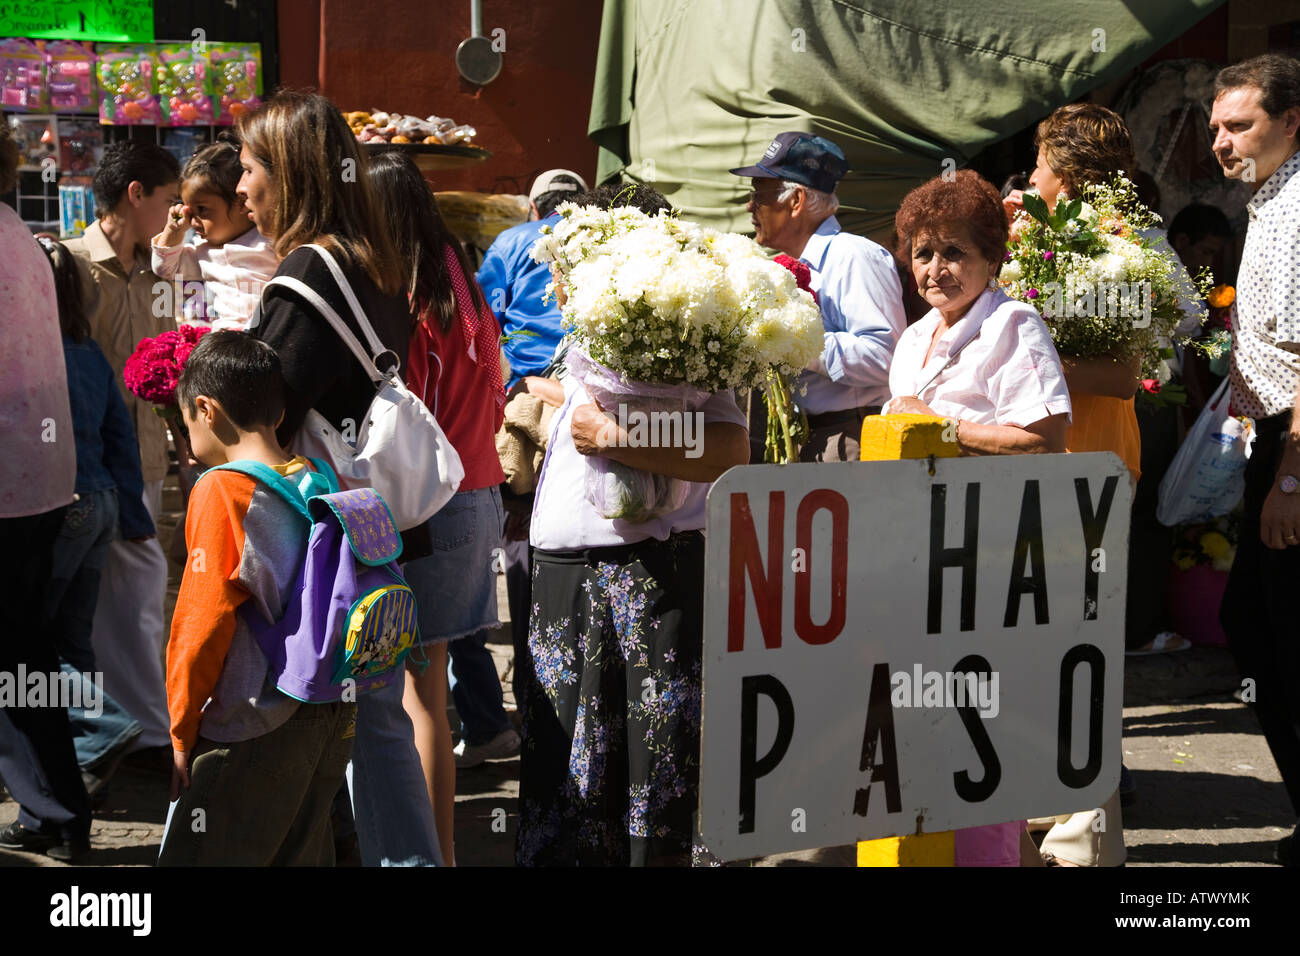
[885,286,1072,427]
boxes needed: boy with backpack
[159,331,414,865]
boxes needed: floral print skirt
[516,531,712,866]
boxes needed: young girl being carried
[151,140,280,330]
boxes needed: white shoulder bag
[261,243,463,531]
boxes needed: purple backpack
[208,459,419,703]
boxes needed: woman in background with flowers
[1008,103,1147,868]
[1008,105,1205,655]
[1014,105,1146,481]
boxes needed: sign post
[857,414,961,867]
[698,427,1130,863]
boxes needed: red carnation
[123,326,210,408]
[1140,378,1162,394]
[774,253,818,305]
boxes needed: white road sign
[700,452,1131,861]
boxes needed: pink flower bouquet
[123,325,208,412]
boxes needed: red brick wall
[1142,3,1230,63]
[277,0,603,194]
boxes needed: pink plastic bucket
[1166,564,1229,647]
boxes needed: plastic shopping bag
[1156,378,1252,526]
[568,349,708,523]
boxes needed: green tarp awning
[589,0,1226,243]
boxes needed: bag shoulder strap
[300,244,393,364]
[305,457,341,493]
[260,244,404,386]
[263,275,387,386]
[208,463,319,522]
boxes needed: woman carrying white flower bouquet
[516,191,820,866]
[517,323,749,868]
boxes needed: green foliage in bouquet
[1003,175,1211,377]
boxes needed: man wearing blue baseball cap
[731,132,906,461]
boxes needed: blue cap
[729,132,849,194]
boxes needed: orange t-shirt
[167,457,314,753]
[1065,393,1141,481]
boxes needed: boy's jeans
[158,701,354,866]
[348,671,443,866]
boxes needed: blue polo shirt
[476,214,565,388]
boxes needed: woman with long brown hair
[366,150,510,865]
[235,90,442,866]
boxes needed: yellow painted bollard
[858,413,961,461]
[857,413,959,867]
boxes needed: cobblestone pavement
[2,481,1291,867]
[3,632,1291,867]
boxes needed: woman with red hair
[884,168,1072,868]
[885,169,1071,455]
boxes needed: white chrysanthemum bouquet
[530,202,823,518]
[1003,174,1209,389]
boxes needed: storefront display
[2,31,268,231]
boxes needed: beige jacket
[496,392,557,495]
[65,221,176,482]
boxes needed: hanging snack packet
[211,42,263,125]
[43,41,98,114]
[96,43,161,125]
[158,44,214,126]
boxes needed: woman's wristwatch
[1279,474,1299,494]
